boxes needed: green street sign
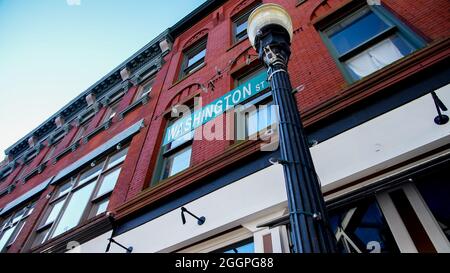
[163,70,268,145]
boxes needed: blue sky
[0,0,206,157]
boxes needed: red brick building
[1,0,449,253]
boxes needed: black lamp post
[248,4,336,253]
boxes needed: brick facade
[0,0,449,253]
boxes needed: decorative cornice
[5,30,170,159]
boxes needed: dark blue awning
[0,176,54,217]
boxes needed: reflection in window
[416,169,450,242]
[102,101,120,123]
[52,182,96,238]
[32,146,128,248]
[161,146,192,179]
[0,202,35,252]
[329,198,399,253]
[179,38,207,79]
[134,77,154,102]
[322,6,423,81]
[154,111,194,184]
[232,3,261,43]
[235,68,277,140]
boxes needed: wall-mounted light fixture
[431,91,448,125]
[181,207,206,226]
[105,238,133,253]
[105,213,133,253]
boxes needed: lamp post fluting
[248,4,337,253]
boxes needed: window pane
[235,20,248,41]
[32,228,50,248]
[237,68,266,86]
[214,239,255,253]
[345,35,410,79]
[71,124,87,144]
[0,226,15,252]
[416,170,450,242]
[77,163,103,186]
[244,102,277,138]
[103,103,119,123]
[162,146,192,179]
[8,220,26,246]
[169,147,192,176]
[135,80,154,102]
[43,199,64,226]
[187,48,206,68]
[54,181,73,199]
[95,199,109,216]
[142,81,153,95]
[51,182,96,238]
[96,168,121,197]
[107,148,128,169]
[43,144,57,163]
[246,111,258,137]
[11,209,25,224]
[329,9,389,55]
[167,130,194,151]
[329,198,399,253]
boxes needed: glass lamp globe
[247,3,294,49]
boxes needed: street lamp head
[247,3,293,50]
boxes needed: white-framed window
[31,146,128,248]
[0,202,35,252]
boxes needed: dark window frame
[319,4,426,82]
[179,38,208,80]
[0,201,35,252]
[231,2,261,44]
[152,107,195,186]
[134,76,155,102]
[31,146,129,247]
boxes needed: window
[235,68,277,140]
[232,2,261,44]
[415,170,450,242]
[179,38,207,79]
[328,197,399,253]
[134,77,154,102]
[0,202,35,252]
[102,101,120,123]
[213,238,255,253]
[321,5,425,81]
[43,140,61,163]
[24,149,39,164]
[71,122,89,145]
[178,228,255,253]
[32,146,128,247]
[153,115,194,184]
